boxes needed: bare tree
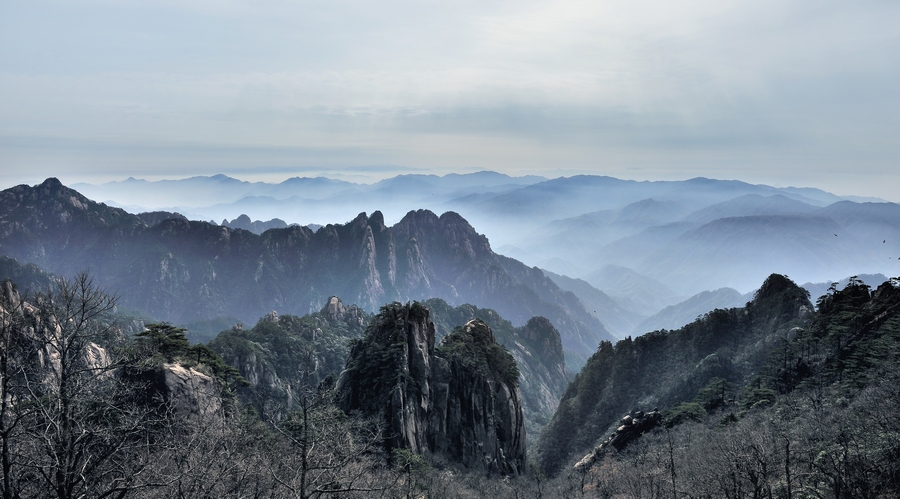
[266,346,388,498]
[2,273,170,499]
[0,279,34,499]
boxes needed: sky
[1,0,899,200]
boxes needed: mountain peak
[40,177,64,189]
[749,274,813,324]
[369,210,385,227]
[756,273,800,300]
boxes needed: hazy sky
[2,0,899,200]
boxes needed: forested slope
[537,274,814,473]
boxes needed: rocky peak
[0,178,139,232]
[335,302,527,474]
[519,316,565,367]
[323,296,346,319]
[748,274,814,326]
[368,210,386,228]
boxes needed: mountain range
[0,178,611,367]
[2,176,900,496]
[68,172,900,314]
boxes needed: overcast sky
[1,0,898,200]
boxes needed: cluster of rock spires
[335,302,527,475]
[574,409,663,471]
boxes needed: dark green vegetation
[131,323,247,399]
[0,178,612,367]
[0,275,413,498]
[537,273,814,474]
[436,321,520,387]
[781,276,900,390]
[208,298,369,415]
[534,274,900,499]
[2,268,899,497]
[335,301,425,416]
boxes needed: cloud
[1,0,898,199]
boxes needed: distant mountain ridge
[541,269,647,339]
[631,287,750,336]
[64,173,898,304]
[0,178,611,367]
[71,171,549,226]
[524,195,900,298]
[219,214,295,234]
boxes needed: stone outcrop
[335,302,527,474]
[574,409,662,471]
[0,279,113,384]
[2,278,225,422]
[135,363,223,417]
[322,295,366,326]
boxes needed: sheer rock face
[335,302,527,475]
[512,317,569,421]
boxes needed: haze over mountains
[48,172,900,339]
[0,178,612,368]
[3,174,900,496]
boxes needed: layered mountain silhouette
[70,173,899,307]
[524,195,899,298]
[631,287,750,336]
[541,269,647,339]
[0,178,612,366]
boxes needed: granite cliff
[0,279,228,420]
[335,302,527,474]
[422,299,570,439]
